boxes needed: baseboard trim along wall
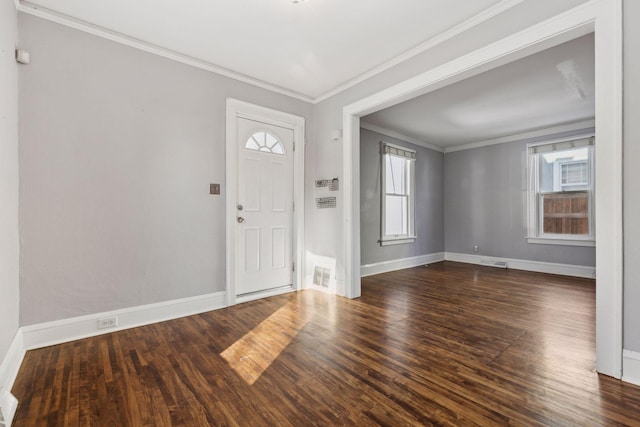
[361,252,446,277]
[21,291,227,351]
[444,252,595,279]
[361,252,594,279]
[0,330,24,426]
[0,388,18,427]
[623,349,640,387]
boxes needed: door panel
[243,227,261,274]
[271,227,286,269]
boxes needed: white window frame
[380,142,416,246]
[527,134,595,247]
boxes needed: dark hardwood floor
[12,262,640,426]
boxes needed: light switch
[210,183,221,195]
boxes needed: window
[560,161,588,188]
[527,135,595,246]
[380,142,416,246]
[245,131,284,155]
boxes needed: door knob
[237,204,243,211]
[237,217,245,223]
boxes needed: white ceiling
[18,0,513,100]
[363,34,595,149]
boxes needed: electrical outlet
[98,316,118,329]
[473,245,479,253]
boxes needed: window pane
[385,195,407,236]
[539,147,589,192]
[245,131,285,155]
[385,155,406,194]
[254,132,265,147]
[541,191,589,235]
[385,155,393,193]
[272,143,284,155]
[266,133,278,147]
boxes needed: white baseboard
[21,291,227,350]
[305,283,334,294]
[0,329,24,426]
[359,252,593,279]
[304,274,332,293]
[444,252,595,279]
[361,252,446,277]
[0,389,18,427]
[235,286,295,304]
[623,349,640,386]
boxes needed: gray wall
[443,133,595,266]
[0,0,20,364]
[623,0,640,351]
[18,14,312,325]
[360,129,444,265]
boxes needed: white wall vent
[313,266,331,287]
[480,259,508,269]
[310,255,336,292]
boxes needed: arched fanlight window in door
[245,131,285,155]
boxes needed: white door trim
[342,0,623,378]
[226,98,305,306]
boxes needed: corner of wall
[622,349,640,386]
[0,329,25,426]
[0,0,22,416]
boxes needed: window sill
[380,237,416,246]
[526,237,595,247]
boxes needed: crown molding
[361,119,596,155]
[313,0,526,103]
[443,118,596,153]
[17,1,315,103]
[17,0,524,105]
[360,121,444,152]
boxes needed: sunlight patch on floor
[220,300,310,385]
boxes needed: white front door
[235,117,294,298]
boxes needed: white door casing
[226,99,305,305]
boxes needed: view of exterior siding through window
[539,147,590,235]
[542,192,589,234]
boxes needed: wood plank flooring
[12,261,640,426]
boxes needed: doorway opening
[342,2,622,378]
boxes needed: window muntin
[245,131,285,155]
[381,142,416,245]
[528,136,594,244]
